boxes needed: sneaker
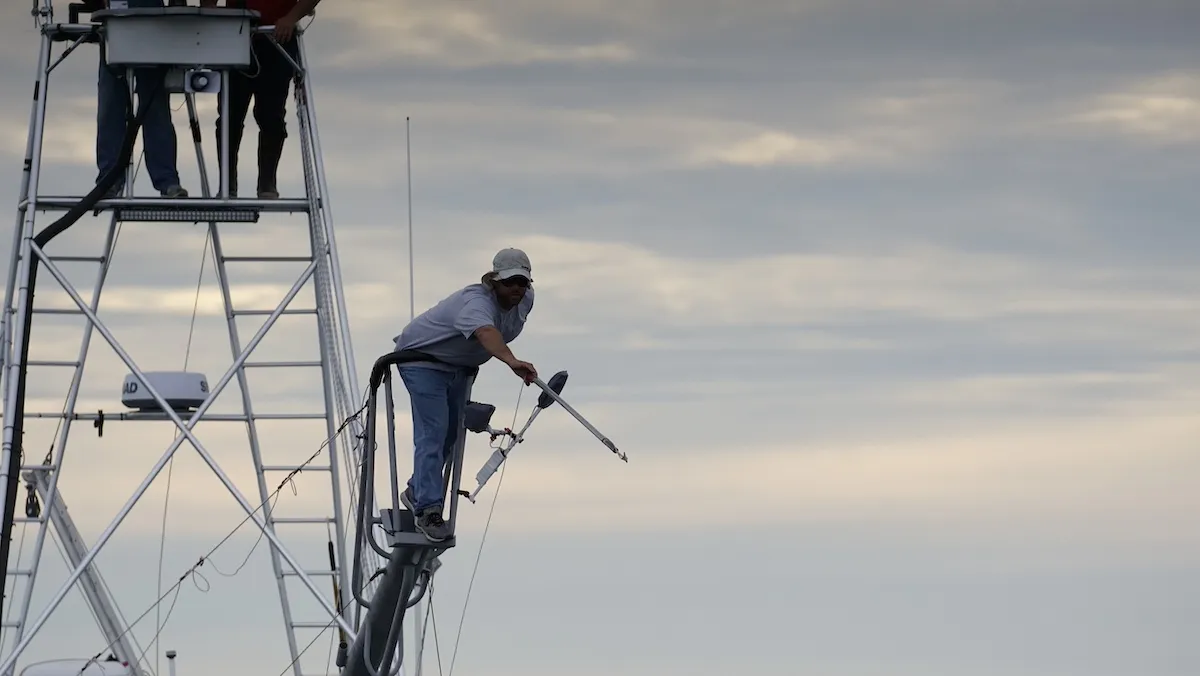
[101,182,124,199]
[160,185,188,198]
[257,188,279,199]
[400,487,416,512]
[414,509,451,542]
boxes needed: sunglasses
[498,276,530,288]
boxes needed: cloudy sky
[2,0,1199,675]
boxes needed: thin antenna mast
[407,116,415,321]
[405,114,424,676]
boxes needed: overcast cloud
[0,1,1198,675]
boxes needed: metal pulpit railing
[340,348,625,676]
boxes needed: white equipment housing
[120,372,209,411]
[99,6,255,67]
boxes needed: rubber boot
[257,132,285,199]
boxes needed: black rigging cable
[434,382,525,676]
[73,403,367,673]
[429,583,445,676]
[275,612,341,676]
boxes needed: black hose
[36,67,164,247]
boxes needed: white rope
[445,382,525,676]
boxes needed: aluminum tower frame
[0,4,382,675]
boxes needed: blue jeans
[400,366,471,513]
[96,58,181,193]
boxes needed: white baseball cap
[492,247,532,282]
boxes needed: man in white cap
[391,247,538,541]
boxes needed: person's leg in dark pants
[96,59,184,197]
[249,36,300,198]
[96,58,130,197]
[134,65,185,196]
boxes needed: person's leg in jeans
[214,58,254,196]
[132,65,186,196]
[249,36,299,198]
[399,366,455,541]
[96,58,130,197]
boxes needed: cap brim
[495,267,532,282]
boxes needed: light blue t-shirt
[393,284,534,369]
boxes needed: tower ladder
[0,4,381,675]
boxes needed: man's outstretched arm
[474,326,537,383]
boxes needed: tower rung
[32,308,83,315]
[42,23,101,44]
[1,622,18,628]
[281,570,336,577]
[232,309,317,316]
[27,360,79,367]
[49,255,104,262]
[223,256,313,263]
[290,622,335,629]
[271,517,335,524]
[244,361,323,368]
[12,518,44,524]
[20,464,56,471]
[5,570,32,576]
[261,465,331,472]
[16,412,329,421]
[33,196,311,213]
